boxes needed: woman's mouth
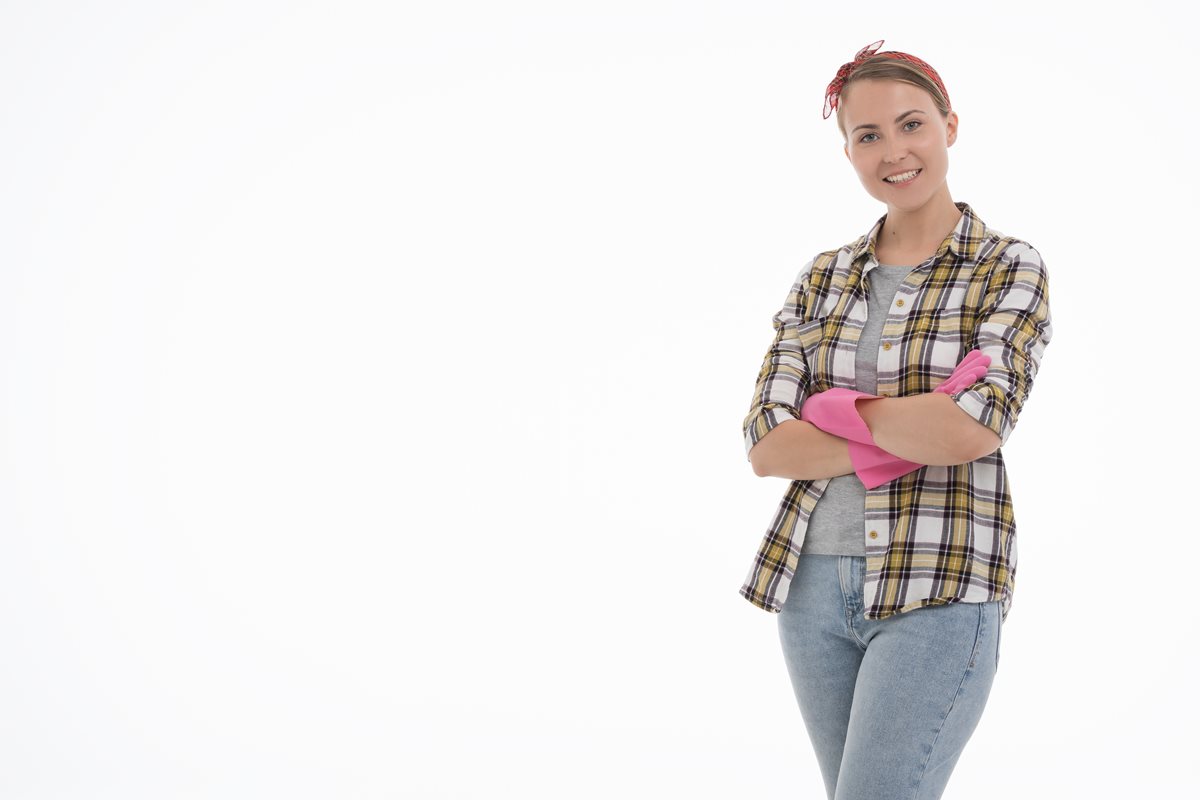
[883,168,922,186]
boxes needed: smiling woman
[836,59,961,265]
[739,39,1053,800]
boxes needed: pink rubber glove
[847,438,918,489]
[802,350,991,488]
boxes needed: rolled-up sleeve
[950,242,1053,448]
[742,259,817,461]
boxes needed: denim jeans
[777,554,1002,800]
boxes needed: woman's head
[826,44,958,212]
[830,53,952,143]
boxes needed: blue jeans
[777,554,1002,800]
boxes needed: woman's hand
[932,349,990,395]
[799,387,878,445]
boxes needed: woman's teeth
[884,169,921,183]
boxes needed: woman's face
[840,79,957,212]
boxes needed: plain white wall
[0,1,1190,797]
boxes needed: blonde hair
[834,57,952,143]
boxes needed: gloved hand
[801,350,991,487]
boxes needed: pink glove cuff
[799,388,879,445]
[848,440,925,489]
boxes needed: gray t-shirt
[799,263,917,556]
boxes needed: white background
[0,1,1191,797]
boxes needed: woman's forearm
[749,419,857,480]
[748,393,985,480]
[854,393,974,465]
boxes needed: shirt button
[896,299,904,307]
[869,530,878,539]
[882,342,892,351]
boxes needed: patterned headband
[822,39,952,120]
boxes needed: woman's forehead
[840,81,935,124]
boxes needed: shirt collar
[850,200,987,267]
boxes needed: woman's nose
[883,142,908,162]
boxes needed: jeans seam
[910,602,984,798]
[839,556,868,650]
[994,602,1002,672]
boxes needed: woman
[739,41,1053,800]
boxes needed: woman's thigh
[776,555,867,800]
[834,598,1001,800]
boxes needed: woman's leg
[776,555,869,800]
[834,596,1002,800]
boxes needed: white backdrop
[0,1,1190,797]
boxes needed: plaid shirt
[740,201,1053,622]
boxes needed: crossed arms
[743,242,1052,481]
[748,393,1001,480]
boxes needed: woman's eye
[859,120,921,144]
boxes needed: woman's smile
[883,168,922,186]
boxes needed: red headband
[822,39,951,120]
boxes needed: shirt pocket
[910,306,977,388]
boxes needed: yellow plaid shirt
[740,201,1053,622]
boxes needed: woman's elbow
[748,424,790,477]
[748,445,771,477]
[748,419,809,477]
[960,426,1002,462]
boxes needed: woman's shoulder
[798,242,856,279]
[794,233,876,290]
[976,218,1042,257]
[977,226,1047,276]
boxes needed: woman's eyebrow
[851,109,926,134]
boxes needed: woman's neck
[877,195,963,261]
